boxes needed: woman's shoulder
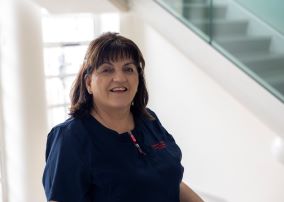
[145,107,156,117]
[44,117,93,176]
[142,108,177,142]
[139,108,164,131]
[47,116,89,146]
[141,107,158,121]
[50,116,86,134]
[143,108,163,125]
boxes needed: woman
[42,32,204,202]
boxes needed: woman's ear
[85,74,92,94]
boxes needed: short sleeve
[42,126,92,201]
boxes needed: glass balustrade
[155,0,284,103]
[234,0,284,35]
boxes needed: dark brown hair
[69,32,153,119]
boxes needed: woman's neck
[91,107,134,134]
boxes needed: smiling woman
[68,32,149,120]
[42,32,204,202]
[85,59,139,116]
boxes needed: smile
[110,87,128,92]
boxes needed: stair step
[191,19,248,37]
[216,36,271,54]
[242,54,284,68]
[233,50,271,60]
[238,53,284,89]
[267,74,284,85]
[243,54,284,73]
[161,0,227,19]
[244,54,284,81]
[182,4,227,20]
[273,82,284,95]
[162,0,208,6]
[258,67,284,83]
[183,0,208,3]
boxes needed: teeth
[111,87,127,92]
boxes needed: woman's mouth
[110,87,128,93]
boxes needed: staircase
[111,0,284,201]
[162,0,284,98]
[129,0,284,172]
[160,0,284,99]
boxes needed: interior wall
[1,0,47,201]
[120,14,284,202]
[0,4,7,200]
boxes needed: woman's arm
[180,181,204,202]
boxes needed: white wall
[121,14,284,202]
[1,0,47,201]
[0,4,7,200]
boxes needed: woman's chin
[107,103,132,111]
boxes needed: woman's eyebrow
[101,61,112,65]
[101,61,135,66]
[123,62,135,66]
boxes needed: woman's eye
[125,67,134,73]
[103,68,110,72]
[100,67,113,73]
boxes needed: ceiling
[32,0,119,14]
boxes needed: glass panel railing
[156,0,212,42]
[234,0,284,35]
[154,0,284,103]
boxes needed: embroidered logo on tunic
[151,141,166,150]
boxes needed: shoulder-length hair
[69,32,153,119]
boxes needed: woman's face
[86,58,139,112]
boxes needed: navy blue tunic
[43,109,184,202]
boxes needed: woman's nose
[113,70,127,82]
